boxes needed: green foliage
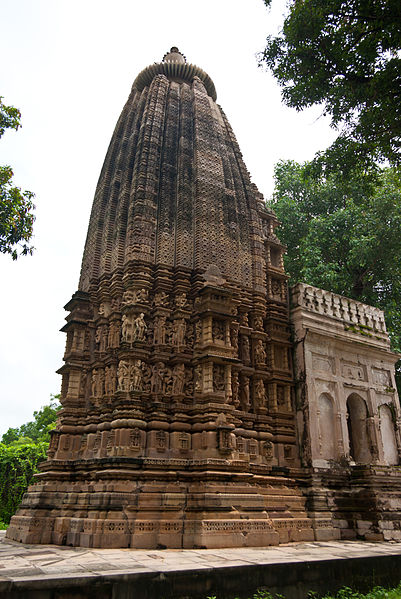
[260,0,401,172]
[0,96,35,260]
[207,585,401,599]
[1,396,61,446]
[0,397,60,524]
[0,442,47,524]
[269,160,401,389]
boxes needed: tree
[260,0,401,172]
[1,396,61,446]
[0,397,60,526]
[0,97,35,259]
[269,161,401,363]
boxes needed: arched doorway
[347,394,372,464]
[379,404,399,465]
[318,393,336,459]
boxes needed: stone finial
[162,47,186,64]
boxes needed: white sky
[0,0,336,436]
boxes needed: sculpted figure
[132,312,147,342]
[122,289,135,305]
[91,369,98,397]
[241,336,250,364]
[117,360,130,392]
[213,365,225,392]
[175,292,188,309]
[253,315,264,331]
[172,363,185,395]
[154,291,169,307]
[231,371,240,408]
[254,379,266,409]
[241,376,250,411]
[108,320,120,348]
[240,312,249,326]
[212,320,225,342]
[194,365,202,392]
[255,339,266,366]
[151,362,166,394]
[153,316,166,345]
[195,320,202,343]
[111,297,120,311]
[121,314,132,343]
[134,288,148,303]
[230,323,239,351]
[99,325,108,353]
[171,318,186,345]
[105,365,117,395]
[130,360,143,391]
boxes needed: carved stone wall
[291,282,401,469]
[6,49,316,550]
[291,283,401,541]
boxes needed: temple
[7,49,401,549]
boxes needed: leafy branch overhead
[0,97,35,259]
[260,0,401,171]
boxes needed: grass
[207,584,401,599]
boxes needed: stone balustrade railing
[291,282,387,334]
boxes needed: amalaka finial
[163,47,186,64]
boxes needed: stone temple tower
[7,48,327,548]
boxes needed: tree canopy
[0,97,35,259]
[260,0,401,171]
[1,396,60,446]
[269,161,401,360]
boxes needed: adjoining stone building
[6,49,401,548]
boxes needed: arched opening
[347,394,372,464]
[318,393,336,459]
[379,404,399,465]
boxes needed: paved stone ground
[2,531,401,598]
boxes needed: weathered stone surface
[6,49,401,549]
[291,283,401,540]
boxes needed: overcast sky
[0,0,336,436]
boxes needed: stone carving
[230,323,239,352]
[132,313,147,342]
[91,368,104,397]
[117,359,143,392]
[175,292,188,309]
[241,335,250,364]
[108,320,121,348]
[154,291,169,307]
[105,365,117,395]
[95,325,108,353]
[117,360,130,392]
[213,319,225,342]
[172,363,185,395]
[231,371,240,408]
[213,364,225,392]
[16,48,401,552]
[171,318,186,346]
[240,312,249,326]
[194,365,202,392]
[254,379,266,410]
[131,360,143,391]
[262,440,274,460]
[253,315,264,331]
[195,320,202,343]
[153,316,167,345]
[241,376,251,411]
[122,288,148,305]
[271,279,282,300]
[151,362,167,394]
[254,340,266,366]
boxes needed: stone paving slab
[2,531,401,598]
